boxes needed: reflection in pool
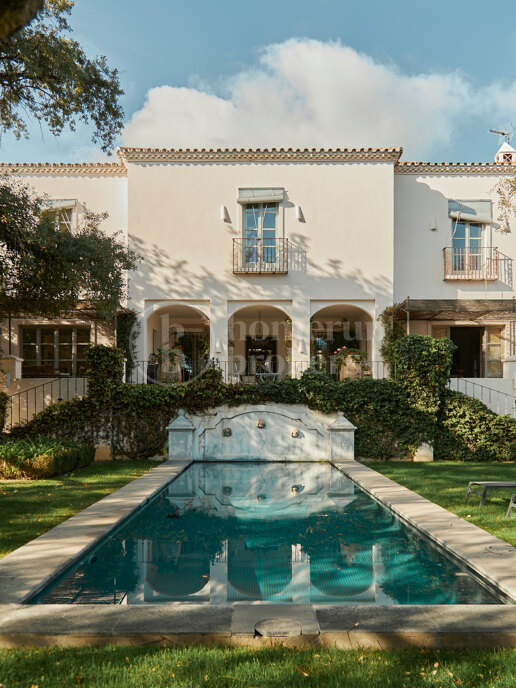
[32,462,503,605]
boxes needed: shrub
[0,436,95,479]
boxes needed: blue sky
[2,0,516,163]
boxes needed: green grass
[0,460,150,558]
[1,646,516,688]
[364,461,516,546]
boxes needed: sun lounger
[465,481,516,507]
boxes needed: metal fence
[443,246,513,287]
[233,238,289,274]
[5,377,88,431]
[448,377,516,418]
[126,358,392,385]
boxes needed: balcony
[443,247,513,287]
[233,238,288,274]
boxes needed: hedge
[15,369,433,461]
[0,436,95,479]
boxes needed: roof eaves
[116,146,403,163]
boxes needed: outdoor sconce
[215,339,222,353]
[298,339,306,354]
[220,205,229,222]
[295,205,302,221]
[430,217,438,231]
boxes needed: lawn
[0,645,516,688]
[363,461,516,546]
[0,460,151,558]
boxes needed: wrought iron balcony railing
[443,247,513,287]
[233,238,288,274]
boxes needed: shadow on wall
[128,234,394,309]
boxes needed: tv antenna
[490,127,513,144]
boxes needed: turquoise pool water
[32,463,503,605]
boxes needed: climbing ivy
[378,303,406,377]
[117,311,139,377]
[14,358,516,463]
[392,335,455,414]
[0,391,8,432]
[86,345,125,405]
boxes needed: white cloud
[121,38,515,158]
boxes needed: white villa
[2,143,516,410]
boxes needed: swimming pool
[31,462,504,605]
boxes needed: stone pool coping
[1,458,516,648]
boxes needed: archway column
[291,299,311,377]
[209,295,228,363]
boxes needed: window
[432,325,504,378]
[42,200,77,231]
[243,203,278,265]
[54,207,74,231]
[21,326,90,377]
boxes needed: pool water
[32,462,504,605]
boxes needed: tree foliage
[492,176,516,233]
[0,0,123,152]
[0,0,43,40]
[0,175,138,318]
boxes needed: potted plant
[334,346,369,380]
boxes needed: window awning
[448,199,493,224]
[237,188,284,204]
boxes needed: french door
[451,222,483,275]
[243,203,278,266]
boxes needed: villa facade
[2,143,516,401]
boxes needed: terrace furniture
[464,481,516,507]
[507,494,516,518]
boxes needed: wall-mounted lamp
[295,205,303,221]
[429,217,438,231]
[220,205,229,222]
[215,339,222,353]
[297,338,306,355]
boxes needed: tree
[493,176,516,233]
[0,0,123,152]
[0,1,43,40]
[0,175,138,319]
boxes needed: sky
[2,0,516,163]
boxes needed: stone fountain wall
[167,403,356,462]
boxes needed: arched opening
[145,305,210,383]
[227,305,291,383]
[310,305,373,380]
